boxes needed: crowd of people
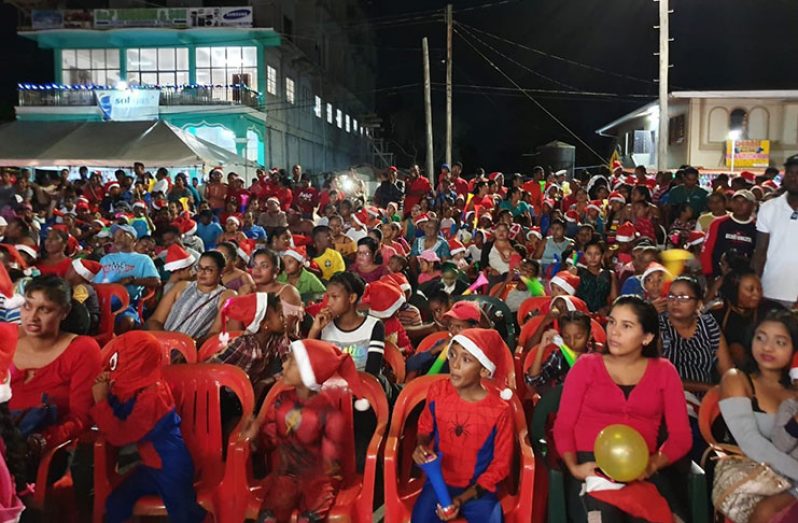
[0,156,795,522]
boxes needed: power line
[431,82,654,100]
[454,0,522,13]
[454,25,608,163]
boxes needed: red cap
[615,221,637,243]
[443,301,481,323]
[448,239,465,256]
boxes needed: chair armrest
[32,438,74,508]
[383,435,401,502]
[547,468,568,523]
[92,435,122,523]
[218,436,259,522]
[358,413,387,521]
[688,461,709,523]
[513,428,536,520]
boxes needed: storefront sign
[725,139,770,168]
[32,9,93,29]
[93,7,252,29]
[96,89,160,121]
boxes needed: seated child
[417,250,442,287]
[65,259,102,333]
[411,328,513,523]
[243,339,369,522]
[525,311,593,395]
[363,279,412,355]
[90,332,205,523]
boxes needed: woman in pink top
[553,295,691,521]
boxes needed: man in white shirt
[753,156,798,309]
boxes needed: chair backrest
[93,284,129,336]
[415,331,450,354]
[517,316,546,350]
[522,344,558,374]
[454,294,517,348]
[517,296,551,326]
[590,319,606,345]
[198,331,244,362]
[530,385,562,459]
[162,364,255,480]
[257,372,389,487]
[383,341,406,384]
[149,331,197,364]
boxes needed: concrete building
[9,1,388,175]
[597,90,798,171]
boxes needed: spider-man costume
[257,388,346,523]
[412,379,513,523]
[90,332,204,523]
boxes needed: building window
[345,114,351,132]
[336,109,342,128]
[61,49,120,86]
[729,108,747,137]
[314,96,322,118]
[327,103,333,124]
[126,48,188,87]
[267,66,277,95]
[195,46,258,100]
[285,77,295,104]
[353,119,358,132]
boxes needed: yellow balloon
[594,424,649,482]
[660,248,694,278]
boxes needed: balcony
[17,84,261,109]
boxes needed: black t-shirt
[711,299,786,349]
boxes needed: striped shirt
[322,315,384,374]
[659,312,721,385]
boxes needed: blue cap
[441,163,451,171]
[110,224,138,239]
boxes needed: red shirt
[274,187,293,212]
[521,180,543,216]
[418,379,513,492]
[35,257,72,278]
[404,176,432,215]
[451,177,469,198]
[295,187,319,215]
[553,353,691,463]
[10,336,102,445]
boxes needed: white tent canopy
[0,120,261,173]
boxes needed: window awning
[20,27,281,49]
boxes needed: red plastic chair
[415,331,451,354]
[102,331,197,364]
[517,296,551,326]
[197,331,244,362]
[92,364,255,523]
[383,375,535,523]
[136,287,157,322]
[384,341,406,384]
[234,372,389,522]
[92,284,129,347]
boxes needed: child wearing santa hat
[277,246,326,302]
[411,328,513,523]
[91,331,205,523]
[363,279,412,355]
[64,258,102,334]
[525,311,594,395]
[241,339,369,522]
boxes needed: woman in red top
[553,295,691,521]
[10,276,102,453]
[35,229,72,278]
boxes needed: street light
[728,129,742,173]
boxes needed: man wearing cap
[95,224,160,333]
[753,155,798,308]
[701,189,757,278]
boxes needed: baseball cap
[110,224,138,239]
[443,301,482,323]
[732,189,756,203]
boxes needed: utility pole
[445,3,453,167]
[657,0,669,172]
[422,37,435,187]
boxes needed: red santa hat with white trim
[608,191,626,204]
[564,210,579,224]
[527,226,543,240]
[586,200,604,214]
[72,258,102,282]
[218,293,270,346]
[413,213,430,227]
[14,244,37,261]
[450,328,514,400]
[0,265,17,402]
[615,221,637,243]
[790,352,798,381]
[448,239,465,256]
[383,272,411,294]
[362,279,405,319]
[236,239,255,263]
[685,230,705,248]
[550,271,580,296]
[290,339,370,410]
[282,245,308,266]
[163,244,196,272]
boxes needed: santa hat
[383,272,411,293]
[615,221,637,243]
[133,200,147,210]
[282,245,307,265]
[0,245,26,270]
[152,198,167,210]
[642,263,670,284]
[106,182,121,192]
[790,353,798,381]
[414,213,430,227]
[450,328,513,400]
[586,200,603,214]
[762,179,779,192]
[77,196,90,207]
[219,293,270,344]
[608,191,626,204]
[72,258,102,281]
[266,196,280,207]
[177,216,197,236]
[612,160,623,171]
[290,339,370,410]
[448,239,465,256]
[740,171,756,184]
[236,239,255,263]
[226,215,241,227]
[362,280,405,319]
[527,226,543,240]
[686,231,705,247]
[103,331,164,400]
[15,244,37,261]
[550,271,580,296]
[547,295,589,314]
[163,244,195,272]
[564,210,579,224]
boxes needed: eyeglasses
[667,294,697,303]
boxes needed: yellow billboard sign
[725,140,770,168]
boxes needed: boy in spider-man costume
[242,339,371,523]
[90,331,205,523]
[412,328,514,522]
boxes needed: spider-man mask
[103,331,164,399]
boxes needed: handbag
[711,452,792,523]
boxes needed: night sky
[2,1,798,173]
